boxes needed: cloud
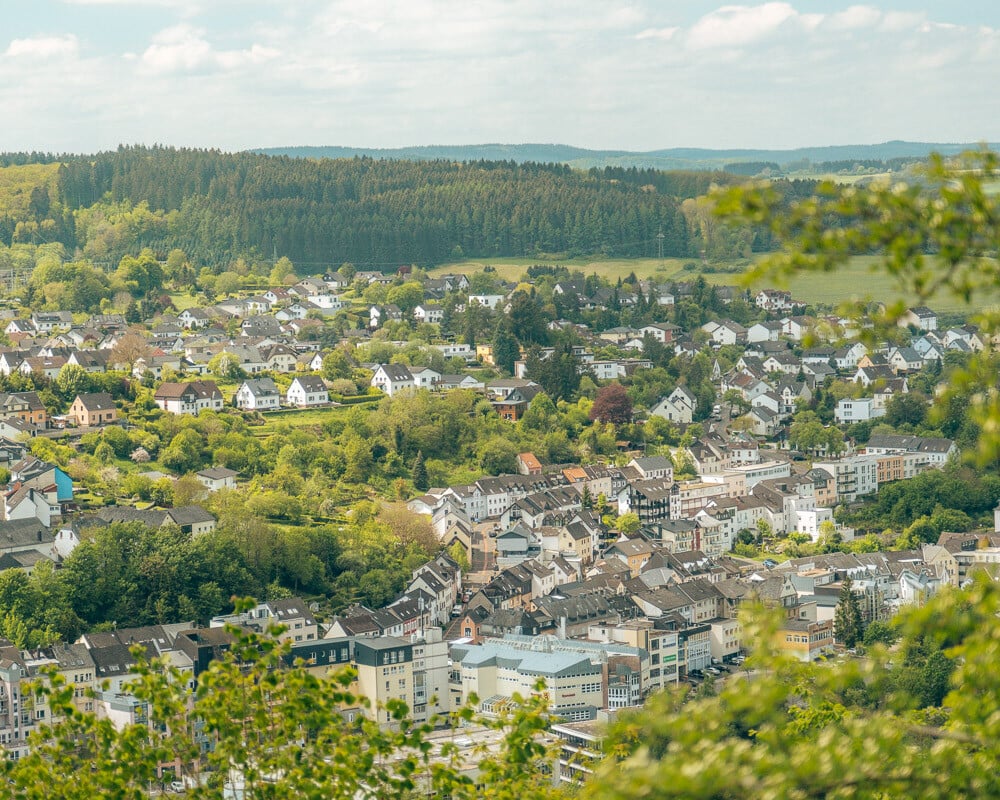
[686,3,799,49]
[138,25,277,74]
[635,27,679,41]
[5,35,79,59]
[3,1,1000,153]
[826,5,882,31]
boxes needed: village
[0,264,997,769]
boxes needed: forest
[0,146,826,269]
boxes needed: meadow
[432,254,993,315]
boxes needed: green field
[429,257,690,284]
[167,292,203,311]
[252,401,381,435]
[432,254,995,315]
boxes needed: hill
[253,140,998,170]
[47,147,751,268]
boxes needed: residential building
[196,467,238,492]
[153,381,224,416]
[67,393,118,427]
[286,375,329,407]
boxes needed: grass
[252,402,379,435]
[433,254,995,315]
[167,292,203,311]
[429,257,690,284]
[707,255,997,315]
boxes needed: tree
[834,577,863,647]
[386,281,424,315]
[55,363,91,400]
[478,437,519,475]
[411,450,429,492]
[269,256,295,285]
[492,316,521,375]
[885,392,928,428]
[716,149,1000,466]
[589,383,633,425]
[322,349,354,381]
[4,610,562,799]
[110,330,150,373]
[616,512,641,536]
[208,351,246,381]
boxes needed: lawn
[167,292,203,311]
[252,402,380,435]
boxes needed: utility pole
[657,229,665,265]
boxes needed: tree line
[0,146,814,269]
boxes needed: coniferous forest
[0,146,821,269]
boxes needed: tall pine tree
[492,316,521,375]
[411,450,429,492]
[834,577,864,647]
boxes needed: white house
[196,467,238,492]
[153,381,225,416]
[286,376,329,407]
[371,363,414,396]
[467,294,505,310]
[235,378,281,411]
[834,398,885,425]
[649,386,696,424]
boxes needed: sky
[3,1,1000,154]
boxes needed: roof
[291,375,327,393]
[239,377,280,396]
[376,363,414,381]
[197,466,238,480]
[74,392,116,411]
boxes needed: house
[260,344,298,373]
[211,597,318,643]
[371,363,414,396]
[178,308,213,329]
[639,323,680,344]
[887,347,924,374]
[491,385,541,422]
[0,392,49,428]
[234,378,281,411]
[286,376,329,407]
[410,367,442,390]
[31,311,73,332]
[467,294,505,310]
[649,386,696,424]
[834,398,885,425]
[755,289,796,312]
[67,393,118,427]
[368,304,402,329]
[746,406,780,437]
[93,505,216,536]
[702,320,746,346]
[11,455,74,504]
[899,306,938,331]
[67,349,112,373]
[19,356,67,380]
[517,453,543,475]
[196,467,238,492]
[746,321,783,343]
[413,304,444,324]
[153,381,225,416]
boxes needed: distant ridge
[252,140,998,170]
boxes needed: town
[0,256,997,781]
